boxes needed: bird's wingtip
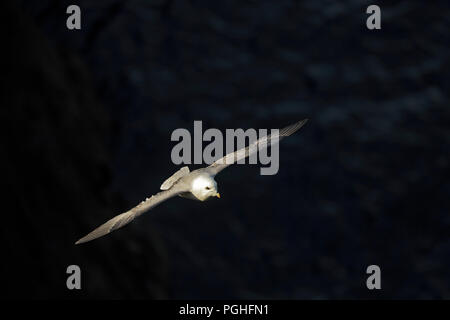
[297,118,309,128]
[75,237,88,245]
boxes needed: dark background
[3,0,449,299]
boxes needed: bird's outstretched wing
[206,119,308,176]
[75,185,186,244]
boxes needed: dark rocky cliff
[4,1,166,298]
[3,0,450,298]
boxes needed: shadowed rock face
[3,1,167,299]
[4,0,450,298]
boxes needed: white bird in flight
[75,119,308,244]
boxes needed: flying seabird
[75,119,308,244]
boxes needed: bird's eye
[205,186,211,190]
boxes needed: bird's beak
[216,193,221,198]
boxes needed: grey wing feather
[75,186,185,244]
[160,166,190,190]
[206,119,308,175]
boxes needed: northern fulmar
[75,119,308,244]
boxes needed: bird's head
[191,174,220,201]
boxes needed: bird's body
[178,170,219,201]
[75,119,308,244]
